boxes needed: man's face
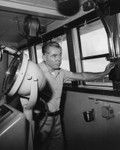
[43,46,62,70]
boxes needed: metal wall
[64,90,120,150]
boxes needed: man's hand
[104,62,115,74]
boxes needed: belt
[48,110,60,116]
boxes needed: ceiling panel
[0,0,60,48]
[13,0,56,8]
[0,0,87,48]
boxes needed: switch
[101,105,114,119]
[83,109,95,122]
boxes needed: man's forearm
[81,72,106,81]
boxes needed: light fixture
[2,53,46,121]
[54,0,80,16]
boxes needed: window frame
[77,19,113,88]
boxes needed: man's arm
[64,62,115,82]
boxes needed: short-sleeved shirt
[39,61,74,112]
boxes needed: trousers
[38,115,64,150]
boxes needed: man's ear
[42,55,46,61]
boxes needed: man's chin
[54,66,60,70]
[54,67,60,70]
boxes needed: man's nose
[56,56,61,61]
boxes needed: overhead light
[54,0,80,16]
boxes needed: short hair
[42,41,62,55]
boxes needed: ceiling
[0,0,95,49]
[0,0,116,50]
[0,9,56,48]
[0,0,68,49]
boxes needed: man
[38,41,114,150]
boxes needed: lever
[0,45,21,61]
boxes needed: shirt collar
[42,61,60,77]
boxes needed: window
[36,34,70,71]
[79,20,112,86]
[56,35,70,71]
[36,44,42,63]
